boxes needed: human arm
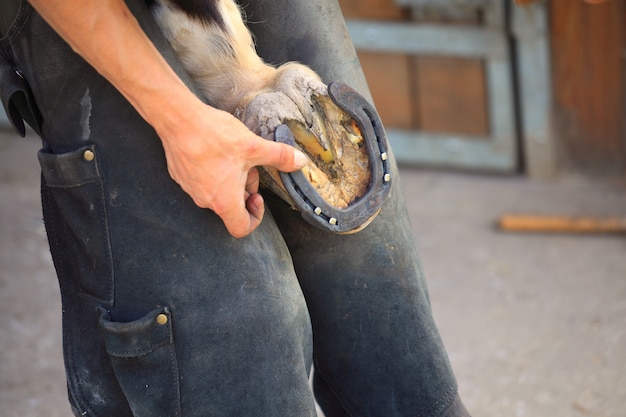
[26,0,307,238]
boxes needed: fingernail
[294,150,308,168]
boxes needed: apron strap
[0,57,42,136]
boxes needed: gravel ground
[1,130,625,417]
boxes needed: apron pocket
[98,306,182,417]
[38,144,114,304]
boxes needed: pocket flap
[99,307,173,358]
[38,144,102,188]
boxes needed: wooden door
[339,0,519,172]
[550,0,626,175]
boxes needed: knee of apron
[248,2,460,411]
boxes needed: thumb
[251,140,308,173]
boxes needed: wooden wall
[338,0,491,139]
[550,0,626,175]
[340,0,626,176]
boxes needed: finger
[245,167,260,195]
[217,175,265,238]
[224,193,263,238]
[246,193,265,225]
[220,203,259,238]
[248,139,308,173]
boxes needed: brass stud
[329,217,337,225]
[381,152,388,161]
[314,207,322,216]
[83,150,95,162]
[384,174,391,183]
[156,314,168,325]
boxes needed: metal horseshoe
[273,81,392,233]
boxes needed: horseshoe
[274,81,392,234]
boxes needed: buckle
[274,81,392,233]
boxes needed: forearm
[27,0,306,238]
[27,0,206,136]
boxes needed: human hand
[24,0,307,237]
[156,101,308,238]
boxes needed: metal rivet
[381,152,388,161]
[314,207,322,215]
[156,314,168,325]
[384,174,391,183]
[83,150,95,162]
[329,217,337,225]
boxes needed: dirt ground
[1,130,625,417]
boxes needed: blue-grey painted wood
[346,21,507,59]
[396,0,489,7]
[345,0,518,172]
[511,1,555,178]
[388,129,516,171]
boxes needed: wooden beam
[499,214,626,234]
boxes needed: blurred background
[1,0,625,416]
[340,0,625,178]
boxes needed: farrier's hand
[25,0,307,238]
[155,100,307,238]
